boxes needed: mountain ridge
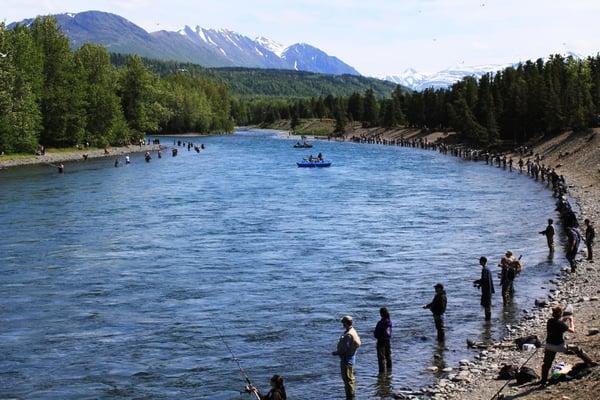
[9,10,360,76]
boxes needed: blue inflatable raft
[297,160,331,168]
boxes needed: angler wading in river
[474,256,494,321]
[373,307,393,374]
[424,283,447,341]
[332,315,361,400]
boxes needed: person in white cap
[332,315,361,400]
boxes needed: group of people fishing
[54,139,207,173]
[239,137,596,399]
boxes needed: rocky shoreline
[348,129,600,400]
[0,144,158,170]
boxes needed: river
[0,129,564,399]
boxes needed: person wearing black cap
[332,315,361,400]
[424,284,447,341]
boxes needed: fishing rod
[489,347,539,400]
[208,318,261,400]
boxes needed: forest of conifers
[241,55,600,145]
[0,17,233,154]
[2,16,600,155]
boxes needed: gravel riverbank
[0,144,158,170]
[351,128,600,400]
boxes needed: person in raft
[245,375,287,400]
[373,307,392,373]
[539,306,597,386]
[474,256,494,321]
[332,315,361,400]
[539,218,555,253]
[424,283,447,341]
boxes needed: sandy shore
[360,129,600,400]
[0,144,159,170]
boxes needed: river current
[0,129,564,399]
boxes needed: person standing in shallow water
[474,256,494,321]
[539,218,555,253]
[424,283,447,341]
[332,315,361,400]
[566,227,582,272]
[373,307,392,373]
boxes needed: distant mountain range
[380,52,584,91]
[379,64,513,92]
[9,10,360,76]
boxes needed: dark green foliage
[32,16,86,147]
[379,55,600,145]
[334,101,348,134]
[75,44,131,146]
[0,18,234,154]
[110,54,401,98]
[362,88,379,128]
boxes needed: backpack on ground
[515,366,539,384]
[498,364,518,380]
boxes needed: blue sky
[3,0,600,75]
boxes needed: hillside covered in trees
[109,54,399,98]
[0,17,234,154]
[247,54,600,145]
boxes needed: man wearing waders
[539,218,555,252]
[474,257,494,321]
[566,227,582,272]
[332,315,361,400]
[373,307,392,373]
[424,283,447,341]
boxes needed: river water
[0,129,564,399]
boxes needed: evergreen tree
[381,99,399,128]
[290,105,300,132]
[75,44,130,146]
[32,16,85,147]
[347,92,363,121]
[8,24,43,152]
[119,55,152,134]
[362,88,379,127]
[0,23,16,154]
[334,103,347,135]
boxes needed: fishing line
[208,317,260,400]
[489,347,539,400]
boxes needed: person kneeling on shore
[540,306,597,386]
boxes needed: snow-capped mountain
[382,52,584,92]
[9,11,360,75]
[381,64,512,91]
[255,36,286,57]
